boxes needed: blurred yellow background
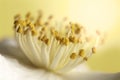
[0,0,120,73]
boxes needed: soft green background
[0,0,120,73]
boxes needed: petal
[0,39,63,80]
[63,72,120,80]
[71,63,90,72]
[0,53,63,80]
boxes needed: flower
[0,12,119,80]
[13,12,99,73]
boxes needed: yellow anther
[70,53,77,59]
[23,28,29,35]
[34,11,42,27]
[14,25,17,29]
[44,38,50,45]
[31,29,37,36]
[34,19,42,27]
[25,12,34,22]
[41,35,47,41]
[55,35,62,41]
[51,29,59,37]
[54,31,58,36]
[60,37,69,45]
[40,35,50,45]
[83,57,88,61]
[14,14,21,20]
[69,36,78,43]
[14,20,19,25]
[28,23,35,29]
[69,36,74,42]
[71,24,75,33]
[14,20,23,29]
[74,24,81,34]
[38,10,43,18]
[26,12,31,19]
[20,21,26,27]
[38,35,42,40]
[92,47,96,54]
[75,28,80,34]
[25,19,31,25]
[44,22,49,26]
[17,26,23,33]
[41,27,46,31]
[48,15,53,20]
[50,29,54,34]
[79,49,85,57]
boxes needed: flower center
[13,11,101,73]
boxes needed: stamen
[44,38,50,45]
[69,36,78,43]
[13,11,101,73]
[92,47,96,54]
[79,49,85,57]
[70,53,77,59]
[60,37,69,45]
[17,26,23,33]
[83,57,88,61]
[31,29,37,36]
[24,28,29,35]
[14,14,21,20]
[28,23,35,30]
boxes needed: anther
[44,38,50,45]
[26,12,31,19]
[79,49,85,57]
[31,29,37,36]
[41,27,46,31]
[92,47,96,54]
[48,15,53,20]
[70,53,77,59]
[20,20,26,27]
[14,20,19,25]
[71,23,75,33]
[60,37,69,45]
[55,35,62,41]
[28,23,35,29]
[38,36,41,40]
[69,36,78,43]
[41,35,47,41]
[25,12,34,21]
[74,24,81,34]
[23,28,29,35]
[14,14,21,20]
[17,26,23,33]
[83,57,88,61]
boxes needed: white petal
[0,54,63,80]
[0,39,63,80]
[71,63,90,72]
[63,72,120,80]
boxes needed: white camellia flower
[0,12,120,80]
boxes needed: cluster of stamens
[13,11,100,73]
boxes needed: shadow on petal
[63,72,120,80]
[0,38,33,67]
[0,53,63,80]
[0,38,64,80]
